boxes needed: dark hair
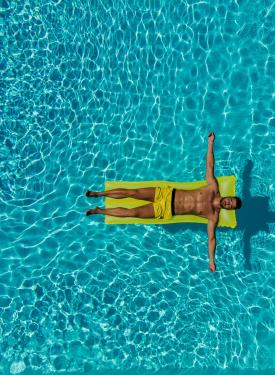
[235,197,242,209]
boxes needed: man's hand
[209,262,216,273]
[208,220,217,273]
[206,133,217,184]
[208,132,215,143]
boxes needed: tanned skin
[85,133,238,272]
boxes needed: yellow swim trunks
[153,186,174,219]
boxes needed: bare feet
[85,191,98,197]
[85,207,100,216]
[209,262,216,272]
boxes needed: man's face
[220,197,236,210]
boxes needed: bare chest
[174,187,216,218]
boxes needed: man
[85,132,242,272]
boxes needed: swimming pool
[1,0,274,374]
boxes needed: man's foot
[85,191,98,197]
[85,207,100,216]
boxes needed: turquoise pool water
[1,0,275,374]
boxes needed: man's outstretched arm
[206,132,216,184]
[207,219,217,272]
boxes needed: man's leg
[86,203,155,218]
[86,188,155,201]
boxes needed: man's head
[220,196,242,210]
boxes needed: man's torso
[174,183,220,220]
